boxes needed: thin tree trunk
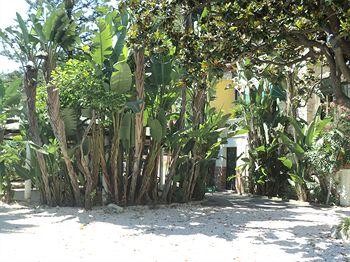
[91,122,100,191]
[129,49,145,203]
[122,151,130,205]
[326,176,332,205]
[110,112,122,203]
[79,111,96,210]
[24,65,52,205]
[98,124,112,198]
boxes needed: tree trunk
[79,112,96,210]
[110,112,122,203]
[46,83,82,206]
[185,87,206,201]
[129,49,145,203]
[24,65,52,205]
[295,183,309,202]
[161,86,186,202]
[324,47,350,109]
[98,124,112,198]
[91,122,100,191]
[136,142,161,204]
[161,147,180,202]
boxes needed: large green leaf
[15,13,29,46]
[92,20,113,65]
[150,55,172,87]
[278,156,293,169]
[126,100,143,113]
[149,118,164,142]
[52,12,77,49]
[42,10,60,41]
[280,133,305,155]
[110,61,132,93]
[61,108,78,137]
[120,112,132,150]
[111,13,128,63]
[305,119,316,147]
[3,78,21,108]
[315,117,331,137]
[288,116,304,140]
[270,84,286,101]
[32,16,46,44]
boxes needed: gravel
[0,193,349,262]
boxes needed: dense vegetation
[0,0,350,209]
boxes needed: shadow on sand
[1,193,349,261]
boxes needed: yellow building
[210,78,236,114]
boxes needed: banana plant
[86,12,140,205]
[278,114,331,201]
[235,67,290,196]
[0,12,55,204]
[28,3,83,206]
[134,53,176,203]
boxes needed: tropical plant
[0,136,26,203]
[233,62,291,197]
[279,114,331,201]
[334,217,350,242]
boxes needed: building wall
[210,75,235,115]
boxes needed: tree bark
[46,83,82,206]
[184,87,206,201]
[24,64,52,205]
[110,112,122,203]
[79,112,96,210]
[129,49,145,203]
[99,126,112,198]
[324,48,350,109]
[136,142,162,204]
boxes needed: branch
[252,51,313,66]
[334,46,350,82]
[324,46,350,108]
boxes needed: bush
[0,136,26,202]
[333,217,350,242]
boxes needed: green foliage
[31,6,78,50]
[336,217,350,241]
[61,108,78,137]
[52,59,127,113]
[149,118,165,143]
[307,113,350,175]
[0,73,22,115]
[279,114,333,201]
[235,68,290,195]
[0,136,26,201]
[110,61,132,94]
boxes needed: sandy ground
[0,193,349,262]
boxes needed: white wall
[337,169,350,206]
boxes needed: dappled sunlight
[2,194,349,261]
